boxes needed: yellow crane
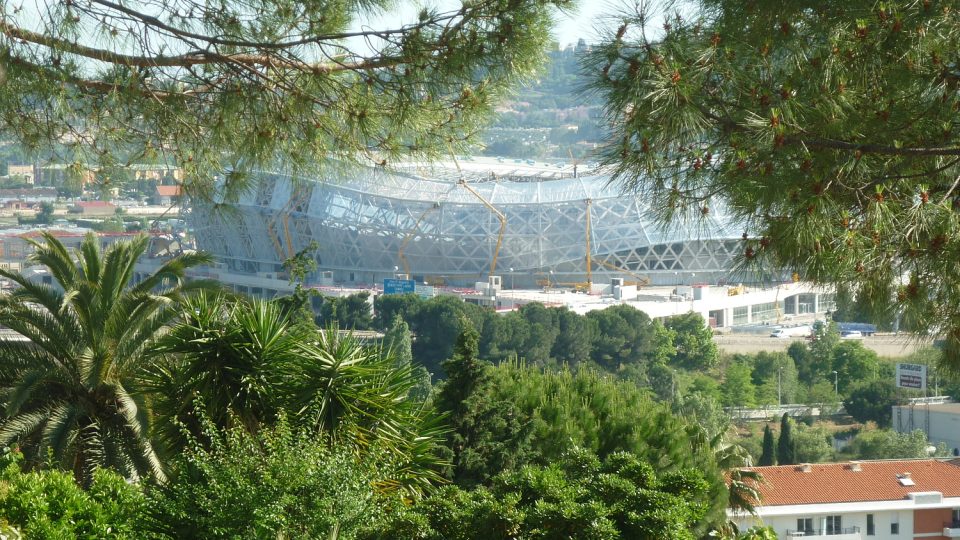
[584,198,592,286]
[458,179,507,276]
[281,186,313,259]
[397,203,440,276]
[592,258,651,287]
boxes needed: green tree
[144,419,392,539]
[846,429,931,460]
[844,380,898,427]
[776,414,795,465]
[2,0,570,197]
[0,448,145,539]
[318,292,373,330]
[759,425,775,466]
[146,293,305,452]
[587,305,659,370]
[665,312,719,370]
[831,341,880,394]
[787,341,815,386]
[791,423,834,464]
[721,361,756,407]
[369,449,715,540]
[0,232,211,484]
[34,201,55,224]
[809,321,841,382]
[280,330,447,497]
[435,327,533,486]
[752,352,799,405]
[550,307,596,367]
[588,0,960,365]
[518,302,560,365]
[275,240,320,325]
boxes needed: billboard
[896,363,927,390]
[383,278,416,295]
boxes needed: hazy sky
[357,1,629,51]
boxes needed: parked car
[841,330,863,340]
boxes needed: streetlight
[831,370,839,401]
[509,267,514,290]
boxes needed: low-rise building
[152,185,182,206]
[731,460,960,540]
[894,402,960,458]
[70,200,117,216]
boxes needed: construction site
[187,158,752,291]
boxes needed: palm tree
[145,292,306,452]
[280,328,448,498]
[148,293,447,498]
[0,232,211,484]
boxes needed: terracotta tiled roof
[155,185,181,197]
[742,460,960,506]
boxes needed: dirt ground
[713,334,934,358]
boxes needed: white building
[731,460,960,540]
[893,403,960,458]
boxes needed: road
[713,334,934,358]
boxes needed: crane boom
[458,179,507,276]
[585,199,592,285]
[593,258,651,287]
[398,204,440,276]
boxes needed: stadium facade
[188,162,751,289]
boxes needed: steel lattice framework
[189,164,749,287]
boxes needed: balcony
[786,527,861,540]
[943,522,960,538]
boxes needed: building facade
[189,162,754,289]
[731,460,960,540]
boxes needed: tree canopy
[588,0,960,366]
[0,0,570,197]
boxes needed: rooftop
[742,460,960,506]
[155,185,181,197]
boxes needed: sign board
[383,278,416,295]
[415,284,435,298]
[896,363,927,390]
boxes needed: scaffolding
[190,164,746,287]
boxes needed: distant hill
[479,40,606,161]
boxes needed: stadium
[188,160,750,289]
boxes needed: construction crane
[447,150,507,277]
[281,186,313,259]
[584,198,592,287]
[397,203,440,276]
[458,179,507,276]
[592,258,651,287]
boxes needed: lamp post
[831,370,839,402]
[509,267,514,290]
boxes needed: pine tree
[1,0,568,196]
[385,315,431,403]
[759,425,776,466]
[588,1,960,366]
[385,316,414,370]
[777,413,795,465]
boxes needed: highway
[713,333,934,357]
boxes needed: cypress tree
[777,413,795,465]
[759,425,776,466]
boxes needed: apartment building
[730,460,960,540]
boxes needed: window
[952,509,960,526]
[891,522,899,535]
[867,514,875,536]
[796,518,813,534]
[826,515,842,535]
